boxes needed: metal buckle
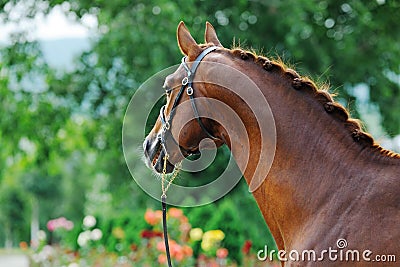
[160,105,170,131]
[186,86,193,96]
[182,77,188,86]
[163,121,170,131]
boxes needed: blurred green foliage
[0,0,399,259]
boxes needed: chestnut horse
[143,22,400,266]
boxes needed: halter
[158,46,220,156]
[158,46,219,267]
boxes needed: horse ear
[177,21,201,58]
[205,21,222,47]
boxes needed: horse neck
[205,57,399,250]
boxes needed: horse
[143,21,400,266]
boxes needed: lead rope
[161,155,180,267]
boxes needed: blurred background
[0,0,399,266]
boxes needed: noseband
[158,46,220,156]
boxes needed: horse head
[143,22,226,174]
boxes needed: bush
[99,209,148,254]
[207,199,244,264]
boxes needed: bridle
[158,46,220,267]
[158,46,221,156]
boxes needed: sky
[0,4,97,43]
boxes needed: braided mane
[225,47,400,160]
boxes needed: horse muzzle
[143,136,175,174]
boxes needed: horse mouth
[148,140,175,174]
[151,143,162,167]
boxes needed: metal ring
[182,77,189,85]
[164,121,170,130]
[186,86,193,96]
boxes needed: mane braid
[228,48,400,160]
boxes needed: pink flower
[158,254,167,264]
[216,248,229,258]
[182,245,193,257]
[174,250,184,262]
[156,241,166,252]
[157,237,193,263]
[168,208,183,219]
[180,216,188,224]
[157,239,192,262]
[47,221,56,232]
[144,209,162,225]
[47,217,74,232]
[169,240,181,257]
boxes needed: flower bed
[27,209,278,266]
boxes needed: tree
[29,0,397,135]
[0,184,28,247]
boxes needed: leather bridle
[158,46,221,156]
[158,46,220,267]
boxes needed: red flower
[19,241,28,250]
[130,244,138,251]
[216,248,229,258]
[140,229,163,239]
[242,240,252,255]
